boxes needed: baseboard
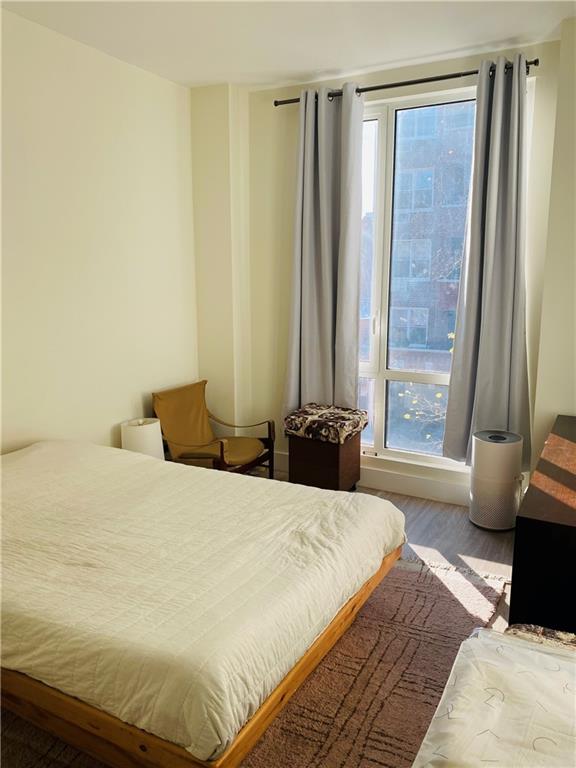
[274,450,470,506]
[359,462,470,506]
[274,450,289,474]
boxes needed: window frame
[360,88,476,466]
[358,118,384,372]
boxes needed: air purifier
[470,430,523,530]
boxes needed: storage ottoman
[284,403,368,491]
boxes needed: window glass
[443,102,475,130]
[397,106,438,139]
[386,381,448,456]
[414,170,433,209]
[396,171,413,210]
[416,108,437,137]
[359,97,475,458]
[401,110,416,137]
[388,101,475,375]
[392,240,431,280]
[441,165,468,206]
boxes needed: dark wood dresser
[509,415,576,632]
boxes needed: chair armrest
[208,413,276,442]
[266,420,275,443]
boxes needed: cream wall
[2,11,198,452]
[246,40,561,472]
[533,17,576,453]
[189,85,236,423]
[189,85,252,428]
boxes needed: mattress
[2,440,405,761]
[413,628,576,767]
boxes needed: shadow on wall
[109,391,156,448]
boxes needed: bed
[412,627,576,767]
[1,440,405,767]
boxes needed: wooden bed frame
[2,545,401,768]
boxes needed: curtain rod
[273,58,540,107]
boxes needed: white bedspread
[413,628,576,767]
[2,441,405,760]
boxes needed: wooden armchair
[152,380,275,479]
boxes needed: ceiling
[4,1,575,87]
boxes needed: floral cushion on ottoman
[284,403,368,445]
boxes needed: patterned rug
[1,560,506,768]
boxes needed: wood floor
[356,487,514,631]
[259,469,514,628]
[357,487,514,579]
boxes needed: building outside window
[436,237,464,281]
[400,105,438,138]
[392,239,432,279]
[443,101,476,131]
[396,168,434,210]
[440,164,469,206]
[389,307,429,348]
[358,94,476,457]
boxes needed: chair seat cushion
[182,436,265,466]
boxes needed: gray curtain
[284,83,364,415]
[444,54,531,466]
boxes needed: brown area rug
[1,560,506,768]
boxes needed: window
[436,237,463,281]
[392,240,431,279]
[389,307,429,348]
[440,165,469,206]
[359,95,475,458]
[397,106,438,139]
[443,102,476,131]
[395,168,434,210]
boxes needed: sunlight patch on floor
[403,543,452,567]
[431,567,503,623]
[458,552,512,580]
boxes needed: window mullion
[382,370,451,386]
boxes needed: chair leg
[268,449,275,480]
